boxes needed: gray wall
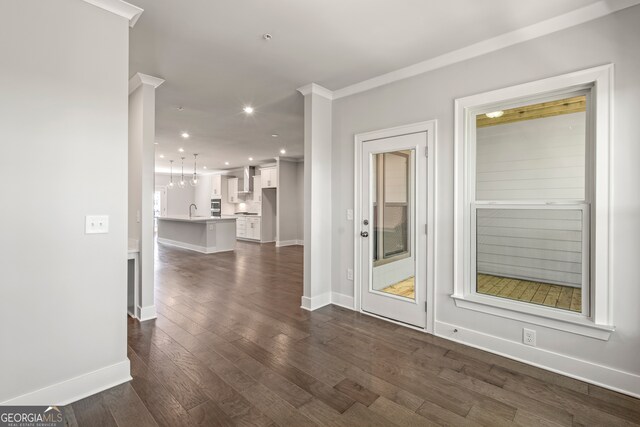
[297,161,305,242]
[277,159,302,243]
[331,6,640,383]
[0,0,129,402]
[155,173,195,216]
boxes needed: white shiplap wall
[476,208,583,286]
[475,113,586,286]
[476,112,586,201]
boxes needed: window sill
[451,293,614,341]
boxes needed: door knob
[360,231,369,238]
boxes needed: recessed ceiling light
[224,161,229,166]
[248,157,254,161]
[263,33,273,40]
[178,148,184,153]
[154,142,159,145]
[243,106,254,114]
[159,154,165,158]
[485,111,504,118]
[280,149,286,154]
[177,106,184,111]
[271,134,279,138]
[181,132,190,138]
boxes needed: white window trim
[453,64,614,340]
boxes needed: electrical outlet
[347,268,353,280]
[523,328,536,346]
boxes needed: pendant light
[178,157,186,188]
[168,160,175,189]
[190,153,199,187]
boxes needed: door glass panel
[371,150,415,300]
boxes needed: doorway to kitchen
[354,121,436,331]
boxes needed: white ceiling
[128,0,600,174]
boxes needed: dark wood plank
[71,391,119,427]
[65,241,639,427]
[333,378,379,407]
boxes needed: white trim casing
[331,0,638,99]
[137,304,157,322]
[0,360,131,405]
[276,239,304,247]
[129,73,165,95]
[353,120,437,333]
[81,0,144,27]
[435,321,640,399]
[301,293,331,311]
[297,83,334,100]
[331,292,355,309]
[157,237,234,255]
[453,64,614,338]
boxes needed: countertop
[157,215,237,223]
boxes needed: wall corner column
[128,73,164,321]
[297,83,333,310]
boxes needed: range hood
[237,165,255,193]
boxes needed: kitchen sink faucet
[189,204,197,219]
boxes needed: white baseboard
[137,304,157,321]
[300,292,355,311]
[157,237,233,254]
[434,320,640,399]
[331,292,355,309]
[1,359,131,406]
[276,239,304,247]
[301,292,331,311]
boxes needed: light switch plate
[347,209,353,221]
[86,215,109,234]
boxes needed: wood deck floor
[477,274,582,312]
[381,277,415,299]
[61,242,639,426]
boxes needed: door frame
[353,120,437,333]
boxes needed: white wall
[330,6,640,395]
[155,174,195,216]
[0,0,130,403]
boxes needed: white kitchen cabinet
[228,178,239,203]
[236,217,246,238]
[247,217,261,240]
[260,167,278,189]
[236,216,261,241]
[211,174,222,198]
[253,175,262,202]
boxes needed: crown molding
[129,73,165,94]
[82,0,144,27]
[332,0,640,99]
[297,83,334,100]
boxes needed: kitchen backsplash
[235,199,261,214]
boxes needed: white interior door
[360,132,427,328]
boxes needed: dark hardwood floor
[64,241,640,426]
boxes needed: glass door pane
[371,150,415,300]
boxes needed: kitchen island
[157,216,237,254]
